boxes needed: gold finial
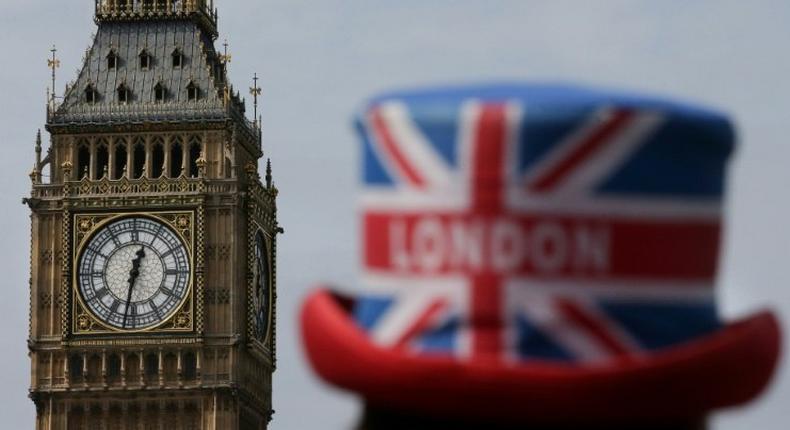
[219,39,232,105]
[47,45,60,109]
[244,161,258,181]
[250,73,262,128]
[30,168,40,184]
[219,39,232,65]
[62,161,73,181]
[196,153,207,178]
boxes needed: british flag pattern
[352,84,733,364]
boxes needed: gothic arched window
[114,139,127,179]
[170,137,183,177]
[183,352,197,381]
[85,85,98,104]
[96,140,110,179]
[144,353,158,384]
[186,81,199,101]
[76,142,91,179]
[132,139,146,179]
[107,50,118,70]
[86,354,101,384]
[139,49,151,70]
[107,354,121,383]
[188,136,201,177]
[126,353,140,385]
[154,82,166,102]
[151,138,165,178]
[163,353,178,383]
[172,48,183,68]
[117,83,130,104]
[69,354,84,382]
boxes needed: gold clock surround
[71,211,197,335]
[246,173,278,362]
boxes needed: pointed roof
[49,2,253,141]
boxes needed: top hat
[301,83,781,426]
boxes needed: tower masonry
[25,1,278,428]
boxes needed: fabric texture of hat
[301,83,781,425]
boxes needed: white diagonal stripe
[378,102,454,189]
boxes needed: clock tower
[25,1,278,429]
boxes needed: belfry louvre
[26,1,278,428]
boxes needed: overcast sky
[1,1,789,429]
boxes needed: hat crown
[355,83,733,363]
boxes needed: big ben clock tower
[25,1,278,428]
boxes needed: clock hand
[122,247,146,329]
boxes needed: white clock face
[77,216,191,330]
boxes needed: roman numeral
[160,288,177,298]
[150,224,163,245]
[149,301,163,320]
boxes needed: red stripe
[529,110,634,192]
[472,104,508,213]
[471,275,504,360]
[393,299,448,350]
[469,104,509,359]
[556,298,632,356]
[371,108,426,187]
[363,212,721,281]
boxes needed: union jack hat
[301,83,781,425]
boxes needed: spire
[250,73,262,129]
[35,130,42,166]
[31,130,43,184]
[47,45,60,110]
[220,40,232,106]
[265,158,272,189]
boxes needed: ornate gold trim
[70,211,196,335]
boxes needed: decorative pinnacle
[219,39,232,64]
[61,160,73,181]
[195,152,207,178]
[35,130,42,161]
[250,73,262,128]
[47,45,60,108]
[265,158,273,189]
[245,161,257,175]
[29,168,39,184]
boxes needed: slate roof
[50,18,249,129]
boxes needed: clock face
[77,216,191,330]
[252,231,270,341]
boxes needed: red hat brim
[301,288,781,425]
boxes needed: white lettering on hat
[387,217,611,275]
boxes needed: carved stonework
[28,2,275,428]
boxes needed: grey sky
[1,1,789,429]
